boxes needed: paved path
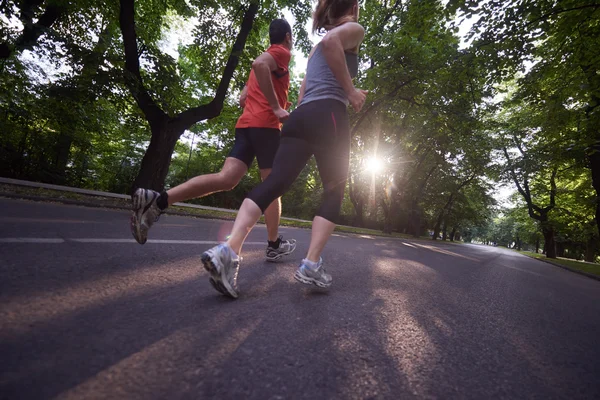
[1,199,599,399]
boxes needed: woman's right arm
[320,22,366,111]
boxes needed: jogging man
[131,19,297,263]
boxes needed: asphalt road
[1,198,599,399]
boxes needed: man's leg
[260,168,297,261]
[252,128,298,261]
[166,157,247,205]
[131,158,247,244]
[131,128,255,245]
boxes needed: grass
[0,183,132,207]
[517,250,600,277]
[0,182,436,240]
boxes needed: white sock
[302,258,320,270]
[224,243,239,260]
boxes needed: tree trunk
[582,63,600,238]
[132,125,181,192]
[51,132,73,184]
[432,210,444,240]
[405,167,437,237]
[556,241,565,258]
[380,200,392,234]
[348,175,365,227]
[382,218,392,234]
[590,146,600,238]
[585,235,598,263]
[535,237,540,254]
[542,225,557,259]
[49,23,115,185]
[449,227,456,241]
[16,128,29,176]
[442,220,448,241]
[407,203,421,237]
[354,207,364,227]
[350,194,365,227]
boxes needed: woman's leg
[203,137,313,298]
[226,137,313,255]
[305,110,351,263]
[294,145,349,288]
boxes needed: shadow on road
[1,237,600,399]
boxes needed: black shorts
[227,127,281,169]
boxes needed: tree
[118,0,258,192]
[449,0,600,237]
[344,0,494,237]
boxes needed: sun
[365,157,383,173]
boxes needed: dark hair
[312,0,357,33]
[269,18,292,44]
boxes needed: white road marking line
[70,239,265,245]
[402,242,417,248]
[0,238,265,245]
[70,238,136,243]
[0,238,65,243]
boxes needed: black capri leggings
[247,99,350,223]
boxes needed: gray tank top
[300,43,359,106]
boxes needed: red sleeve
[267,46,290,69]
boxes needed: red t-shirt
[235,44,291,130]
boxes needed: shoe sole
[130,212,147,245]
[265,243,297,262]
[201,252,238,299]
[130,192,148,245]
[293,270,331,288]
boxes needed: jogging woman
[201,0,367,298]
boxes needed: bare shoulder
[324,22,364,43]
[323,22,364,50]
[307,45,318,61]
[331,22,364,36]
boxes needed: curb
[522,253,600,282]
[0,178,435,241]
[0,192,241,223]
[0,192,421,241]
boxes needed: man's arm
[239,85,248,108]
[251,52,289,121]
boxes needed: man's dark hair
[269,19,292,44]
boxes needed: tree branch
[175,1,259,130]
[528,3,600,28]
[119,0,167,128]
[503,146,541,220]
[350,78,416,136]
[549,166,557,208]
[473,3,600,51]
[0,1,64,59]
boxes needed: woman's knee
[247,173,290,211]
[316,184,345,222]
